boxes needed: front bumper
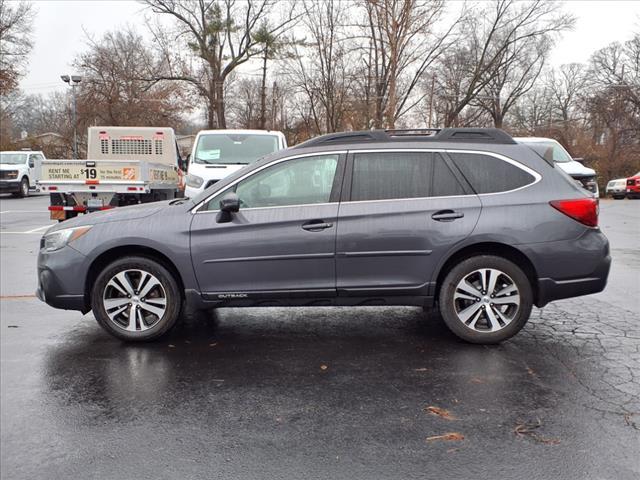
[0,180,21,193]
[37,245,90,312]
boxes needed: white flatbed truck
[37,127,184,221]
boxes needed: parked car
[605,178,627,199]
[184,129,287,198]
[515,137,599,196]
[0,150,44,197]
[626,172,640,199]
[37,128,610,344]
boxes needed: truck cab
[184,129,287,198]
[0,150,45,197]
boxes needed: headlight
[186,173,204,188]
[42,226,92,252]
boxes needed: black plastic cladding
[294,128,517,149]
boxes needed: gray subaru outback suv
[37,128,610,344]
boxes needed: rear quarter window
[450,153,535,194]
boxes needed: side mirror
[185,154,191,168]
[29,160,35,168]
[216,192,240,223]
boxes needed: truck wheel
[438,255,533,344]
[14,177,29,198]
[91,256,182,342]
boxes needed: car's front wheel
[13,177,29,198]
[438,255,533,344]
[91,256,182,341]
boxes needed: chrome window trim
[343,148,541,202]
[192,148,541,212]
[191,150,347,213]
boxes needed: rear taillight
[549,198,598,227]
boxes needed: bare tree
[474,35,550,128]
[435,0,574,127]
[0,0,35,95]
[143,0,298,129]
[286,0,354,134]
[75,28,192,128]
[360,0,461,128]
[546,63,588,123]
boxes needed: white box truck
[37,127,184,221]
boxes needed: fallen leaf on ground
[209,343,218,347]
[320,364,328,371]
[426,432,465,442]
[425,406,457,420]
[514,418,560,445]
[414,367,429,372]
[168,344,175,348]
[470,377,485,384]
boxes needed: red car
[627,172,640,199]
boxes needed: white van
[185,129,287,198]
[515,137,599,196]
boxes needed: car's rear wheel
[91,256,182,341]
[438,255,533,344]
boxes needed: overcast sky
[18,0,640,96]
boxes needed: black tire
[612,195,624,200]
[91,256,182,342]
[438,255,533,344]
[13,177,29,198]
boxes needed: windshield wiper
[169,198,189,205]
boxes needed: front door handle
[302,220,334,231]
[431,210,464,222]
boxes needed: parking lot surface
[1,195,638,480]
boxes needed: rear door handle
[431,210,464,221]
[302,220,334,231]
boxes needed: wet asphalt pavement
[1,195,639,480]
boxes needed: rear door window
[449,153,535,194]
[350,152,466,201]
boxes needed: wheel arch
[433,242,539,306]
[85,245,186,308]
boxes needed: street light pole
[61,75,82,159]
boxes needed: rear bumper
[536,257,610,307]
[522,228,611,307]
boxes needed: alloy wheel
[452,268,520,332]
[102,269,167,332]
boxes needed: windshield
[193,133,279,165]
[524,141,573,163]
[0,153,27,165]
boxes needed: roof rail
[294,128,516,148]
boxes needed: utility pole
[61,75,82,159]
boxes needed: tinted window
[203,154,339,210]
[431,154,466,197]
[451,153,535,194]
[351,152,429,201]
[350,152,465,201]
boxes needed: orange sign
[122,167,137,180]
